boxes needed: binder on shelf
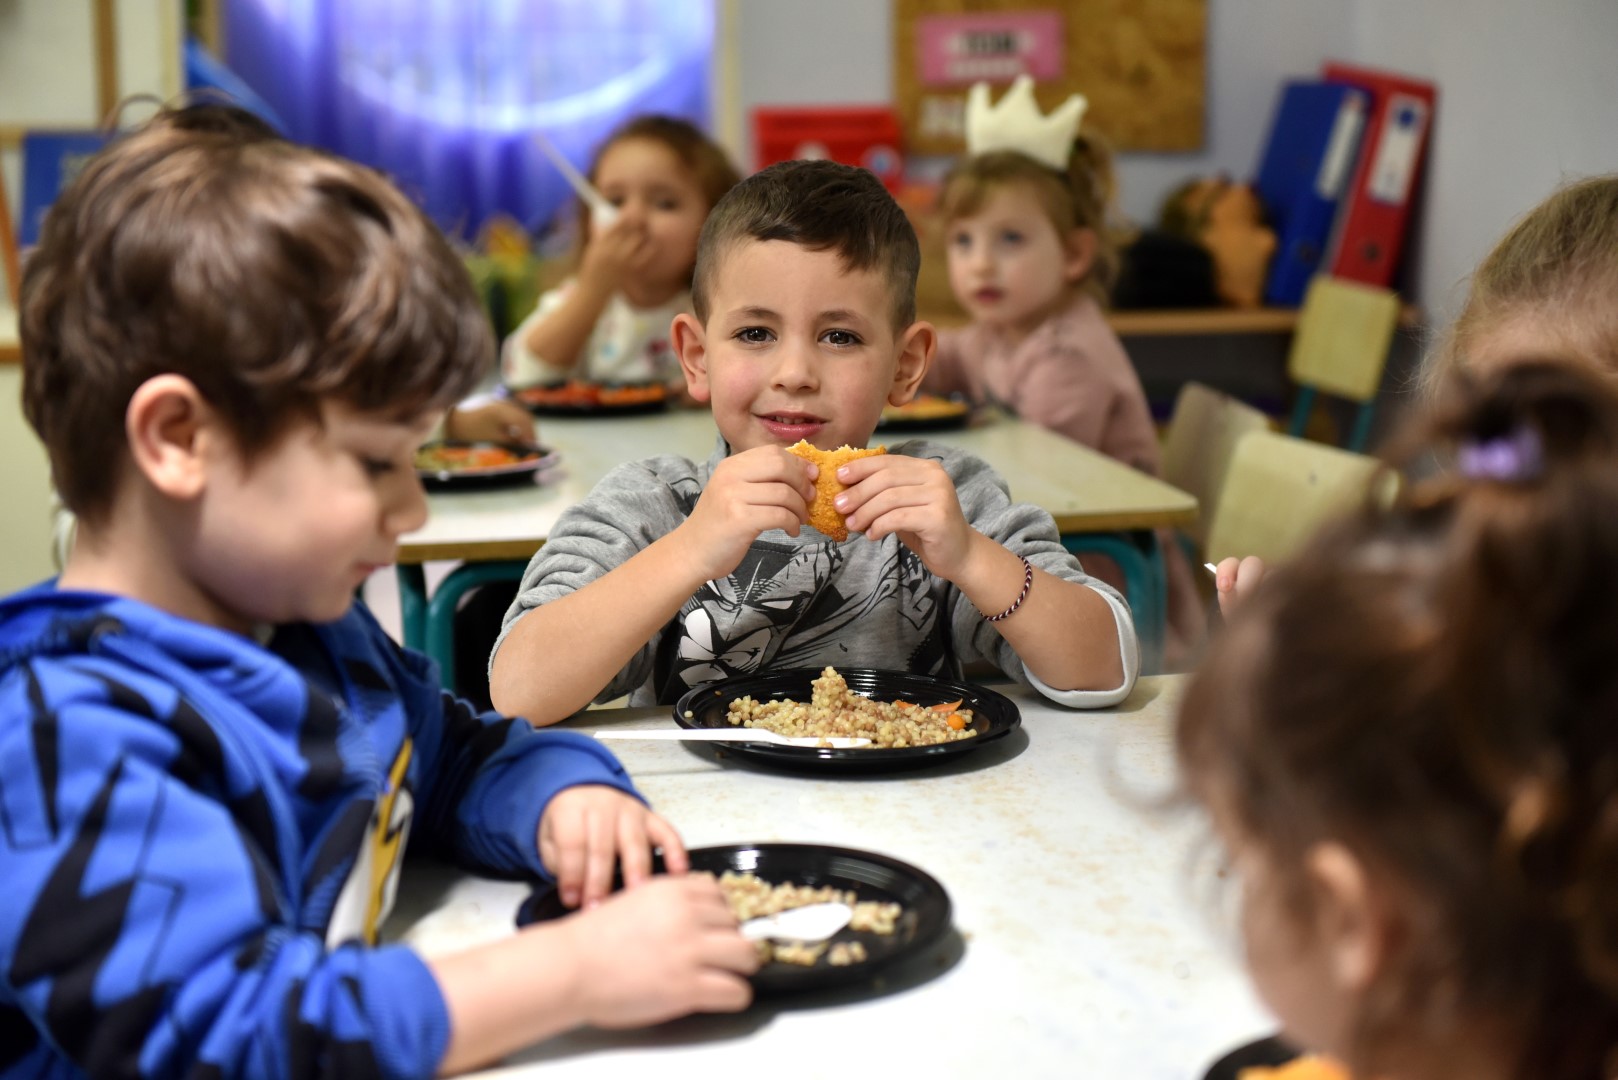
[1254,79,1369,306]
[1321,62,1437,288]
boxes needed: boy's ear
[1064,228,1098,285]
[888,319,937,406]
[671,313,712,403]
[1305,841,1389,994]
[125,374,218,501]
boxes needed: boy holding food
[490,160,1138,726]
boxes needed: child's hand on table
[674,446,816,582]
[538,784,688,909]
[445,399,538,445]
[1211,555,1266,616]
[835,455,975,578]
[557,874,759,1025]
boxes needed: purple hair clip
[1456,426,1543,482]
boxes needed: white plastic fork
[534,132,620,230]
[739,902,854,942]
[592,729,871,750]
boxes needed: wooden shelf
[921,304,1422,337]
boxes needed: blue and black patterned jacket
[0,584,641,1079]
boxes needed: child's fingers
[551,824,588,908]
[646,813,689,875]
[580,810,618,907]
[617,812,653,889]
[1235,555,1266,598]
[694,970,755,1012]
[833,454,906,488]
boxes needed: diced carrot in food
[946,714,966,730]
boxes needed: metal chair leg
[1062,532,1165,675]
[423,560,530,690]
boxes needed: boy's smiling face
[674,240,933,452]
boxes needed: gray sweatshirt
[493,437,1139,710]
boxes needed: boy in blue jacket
[0,108,756,1079]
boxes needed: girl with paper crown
[923,75,1221,668]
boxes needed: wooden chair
[1206,429,1387,567]
[1160,381,1271,551]
[1286,276,1401,451]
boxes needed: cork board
[893,0,1206,154]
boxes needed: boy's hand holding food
[673,446,816,582]
[833,454,976,580]
[538,785,688,909]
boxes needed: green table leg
[397,564,428,652]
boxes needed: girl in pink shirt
[926,140,1205,666]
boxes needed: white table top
[387,676,1273,1078]
[399,409,1198,564]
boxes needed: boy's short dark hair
[691,159,919,330]
[21,110,491,526]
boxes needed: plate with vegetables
[876,393,971,433]
[671,666,1021,773]
[414,440,559,491]
[511,380,670,416]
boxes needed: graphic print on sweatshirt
[661,536,952,700]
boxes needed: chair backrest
[1160,381,1271,548]
[1288,276,1402,404]
[1206,429,1388,565]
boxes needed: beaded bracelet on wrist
[986,556,1034,623]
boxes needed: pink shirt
[925,294,1160,475]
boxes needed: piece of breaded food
[786,439,887,541]
[1238,1056,1352,1080]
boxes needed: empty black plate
[672,667,1021,773]
[1202,1034,1303,1080]
[515,842,952,995]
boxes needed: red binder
[1321,62,1437,287]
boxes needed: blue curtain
[224,0,714,241]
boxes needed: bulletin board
[892,0,1207,155]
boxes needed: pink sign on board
[917,11,1065,86]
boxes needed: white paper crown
[964,75,1087,172]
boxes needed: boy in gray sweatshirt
[490,160,1138,726]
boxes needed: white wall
[729,0,1618,323]
[0,0,181,593]
[1344,0,1618,324]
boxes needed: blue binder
[1254,80,1368,306]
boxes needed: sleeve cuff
[459,733,646,878]
[1023,585,1140,709]
[361,945,453,1080]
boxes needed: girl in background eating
[503,115,740,391]
[1177,358,1618,1080]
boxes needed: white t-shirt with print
[501,278,688,388]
